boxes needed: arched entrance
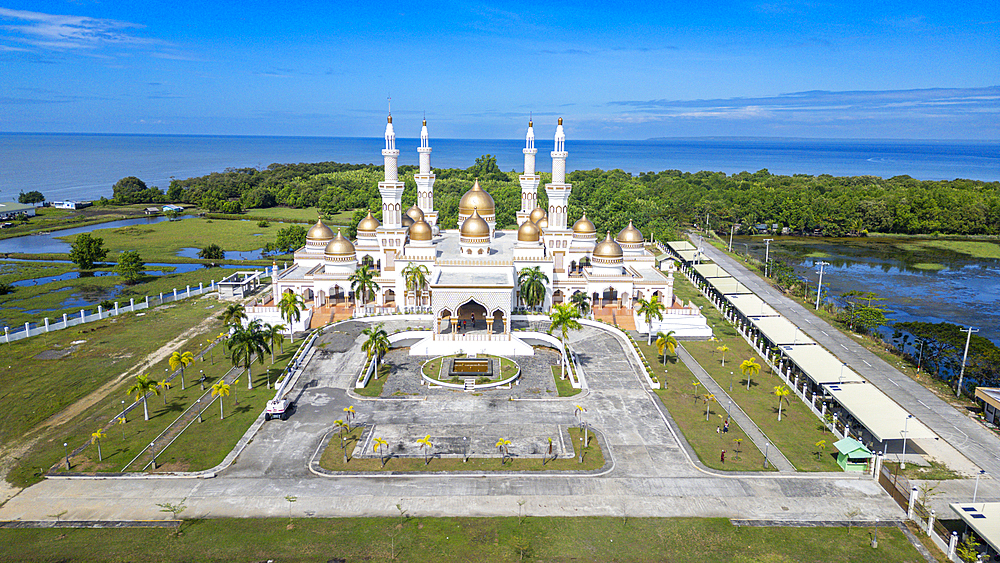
[331,285,346,305]
[458,300,488,331]
[492,309,505,334]
[552,290,564,304]
[384,289,396,307]
[438,308,452,334]
[602,287,618,308]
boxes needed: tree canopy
[69,233,108,270]
[265,225,307,255]
[113,176,165,204]
[18,190,44,204]
[113,250,146,284]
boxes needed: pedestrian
[716,426,720,434]
[721,450,726,464]
[723,419,730,434]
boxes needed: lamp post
[814,261,831,310]
[973,469,986,502]
[729,371,734,392]
[121,400,126,422]
[728,224,736,252]
[916,338,925,372]
[150,442,157,470]
[955,326,979,397]
[900,414,913,470]
[197,399,203,423]
[763,238,774,277]
[64,442,70,470]
[764,442,770,469]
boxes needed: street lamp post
[150,442,157,470]
[121,400,126,422]
[900,414,913,470]
[764,442,770,469]
[729,371,734,392]
[197,399,203,423]
[64,442,70,470]
[763,238,774,277]
[728,224,736,252]
[955,327,979,397]
[916,339,925,372]
[814,261,831,310]
[973,470,986,502]
[199,370,205,391]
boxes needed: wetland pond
[733,236,1000,345]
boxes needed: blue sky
[1,1,997,139]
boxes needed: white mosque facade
[247,116,708,344]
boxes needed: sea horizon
[2,132,997,202]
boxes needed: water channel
[731,235,1000,345]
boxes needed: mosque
[247,115,706,345]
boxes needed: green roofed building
[833,437,872,472]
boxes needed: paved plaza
[0,318,918,523]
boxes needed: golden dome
[307,218,335,241]
[401,214,414,228]
[405,204,424,223]
[409,218,432,241]
[459,179,495,216]
[572,213,596,235]
[593,232,623,259]
[357,211,380,233]
[517,218,541,242]
[529,206,547,224]
[616,220,644,244]
[536,216,548,230]
[460,209,491,238]
[324,230,356,256]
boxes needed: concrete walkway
[696,240,1000,477]
[676,345,796,472]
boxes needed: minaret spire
[546,117,571,230]
[378,98,404,229]
[517,116,541,225]
[415,114,438,232]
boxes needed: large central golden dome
[324,230,356,256]
[409,218,432,241]
[307,218,335,241]
[593,232,623,259]
[459,179,495,216]
[460,209,490,238]
[357,211,380,233]
[616,220,644,244]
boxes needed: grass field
[0,516,925,562]
[552,366,583,397]
[901,239,1000,260]
[670,279,842,472]
[0,205,159,240]
[1,295,226,487]
[320,427,602,472]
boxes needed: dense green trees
[18,190,44,204]
[264,225,307,255]
[113,250,146,284]
[113,176,165,204]
[69,233,108,270]
[893,322,1000,392]
[198,243,225,260]
[163,160,1000,238]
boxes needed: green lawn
[0,204,156,240]
[0,516,924,562]
[1,296,227,487]
[320,427,602,472]
[552,366,583,397]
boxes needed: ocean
[2,133,998,202]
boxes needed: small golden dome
[458,179,495,216]
[409,218,432,241]
[517,218,541,242]
[405,204,424,223]
[401,214,414,228]
[357,211,380,233]
[324,230,356,256]
[307,218,335,241]
[460,209,491,238]
[593,232,623,259]
[616,220,644,244]
[572,213,596,235]
[536,216,548,230]
[529,206,547,224]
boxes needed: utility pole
[814,261,831,311]
[763,238,774,277]
[955,326,979,397]
[728,224,736,252]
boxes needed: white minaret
[414,117,438,231]
[517,119,541,226]
[378,112,405,229]
[545,117,571,230]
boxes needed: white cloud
[0,7,156,50]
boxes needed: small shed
[144,207,160,215]
[833,437,872,472]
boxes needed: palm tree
[814,439,827,461]
[277,292,305,343]
[401,262,431,308]
[655,330,678,365]
[740,358,761,390]
[716,345,729,367]
[126,373,159,421]
[221,303,246,328]
[362,323,390,368]
[635,296,666,344]
[263,323,286,364]
[569,292,590,317]
[158,380,172,405]
[373,437,389,467]
[168,350,194,390]
[211,380,230,419]
[517,266,548,311]
[334,419,350,462]
[343,405,356,430]
[228,319,271,390]
[91,429,106,462]
[349,265,380,311]
[690,381,701,402]
[774,385,791,421]
[732,437,743,460]
[703,393,716,421]
[548,304,582,379]
[417,435,433,466]
[496,438,512,465]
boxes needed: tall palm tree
[496,438,512,465]
[517,266,548,311]
[91,429,106,462]
[655,330,678,365]
[401,262,430,308]
[349,265,380,311]
[548,304,581,379]
[126,373,159,421]
[211,380,230,419]
[636,296,666,344]
[263,323,286,364]
[774,385,791,421]
[334,419,350,462]
[373,437,389,467]
[277,292,305,342]
[362,323,390,366]
[740,358,761,391]
[569,291,590,317]
[703,393,716,421]
[343,405,357,431]
[417,435,433,466]
[221,303,246,328]
[716,344,729,367]
[227,319,271,390]
[168,350,194,390]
